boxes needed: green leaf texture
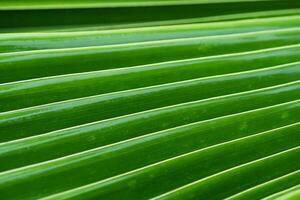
[0,0,299,199]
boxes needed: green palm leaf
[0,0,299,199]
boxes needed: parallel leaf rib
[264,185,300,200]
[2,33,300,86]
[40,128,300,200]
[153,146,300,200]
[0,81,299,170]
[0,100,299,199]
[227,170,300,200]
[1,15,300,52]
[1,57,300,112]
[4,9,299,33]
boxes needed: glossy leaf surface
[0,0,299,199]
